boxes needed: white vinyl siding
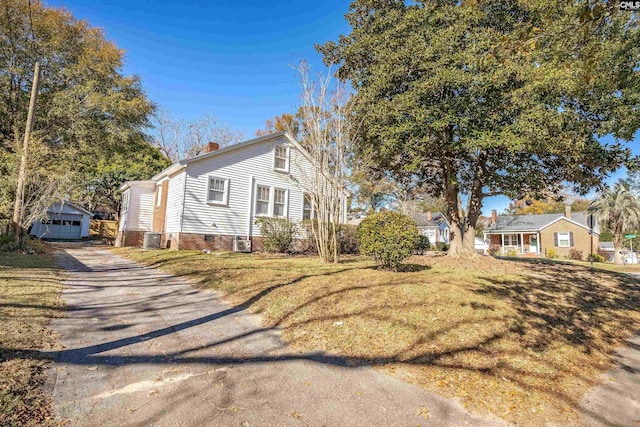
[164,172,185,233]
[180,135,311,237]
[118,182,155,232]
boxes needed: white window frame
[156,185,163,207]
[504,234,518,246]
[255,185,271,217]
[255,184,289,218]
[303,193,313,220]
[273,145,290,172]
[122,190,130,213]
[273,187,288,218]
[557,231,571,247]
[206,176,229,206]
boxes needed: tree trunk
[613,237,624,265]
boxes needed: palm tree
[592,181,640,265]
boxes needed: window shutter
[554,232,558,247]
[570,232,574,247]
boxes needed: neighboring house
[116,132,347,251]
[475,237,488,253]
[484,206,599,257]
[30,200,91,240]
[413,212,450,244]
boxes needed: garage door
[40,213,83,239]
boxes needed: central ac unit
[233,238,251,253]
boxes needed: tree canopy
[0,0,168,224]
[319,0,640,256]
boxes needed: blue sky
[48,0,639,215]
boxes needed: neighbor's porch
[487,232,541,256]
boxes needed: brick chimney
[427,211,432,221]
[564,204,571,219]
[205,142,219,153]
[491,210,497,224]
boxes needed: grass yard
[115,248,640,426]
[0,243,63,427]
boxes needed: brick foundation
[115,230,145,247]
[158,233,266,252]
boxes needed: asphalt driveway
[45,245,505,426]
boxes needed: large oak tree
[1,0,168,229]
[319,0,640,256]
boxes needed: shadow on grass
[3,247,640,426]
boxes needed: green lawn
[114,248,640,426]
[0,243,63,427]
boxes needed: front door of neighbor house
[530,236,538,254]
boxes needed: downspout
[247,175,255,240]
[178,170,187,249]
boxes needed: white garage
[30,201,91,240]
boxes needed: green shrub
[415,235,430,255]
[487,244,501,256]
[0,233,20,252]
[255,218,298,253]
[434,242,449,252]
[588,253,605,263]
[357,211,418,270]
[505,248,518,257]
[569,249,583,261]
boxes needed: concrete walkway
[46,245,506,427]
[578,273,640,427]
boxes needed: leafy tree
[319,1,640,257]
[256,112,301,139]
[0,0,164,230]
[592,181,640,265]
[506,196,593,215]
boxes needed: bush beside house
[357,211,418,270]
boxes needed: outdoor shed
[30,201,91,240]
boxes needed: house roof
[151,132,307,181]
[486,212,599,234]
[49,200,92,216]
[119,180,156,191]
[148,131,350,197]
[413,212,449,228]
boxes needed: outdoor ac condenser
[143,232,161,249]
[233,237,251,253]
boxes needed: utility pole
[12,62,41,244]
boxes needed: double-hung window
[303,193,313,220]
[156,185,163,207]
[556,232,571,247]
[274,145,289,171]
[274,188,287,217]
[122,191,130,213]
[504,234,518,246]
[207,177,229,205]
[255,185,271,216]
[255,185,288,217]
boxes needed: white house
[30,200,91,240]
[116,132,347,250]
[412,212,450,244]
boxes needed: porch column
[501,233,504,254]
[537,232,541,254]
[520,232,524,255]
